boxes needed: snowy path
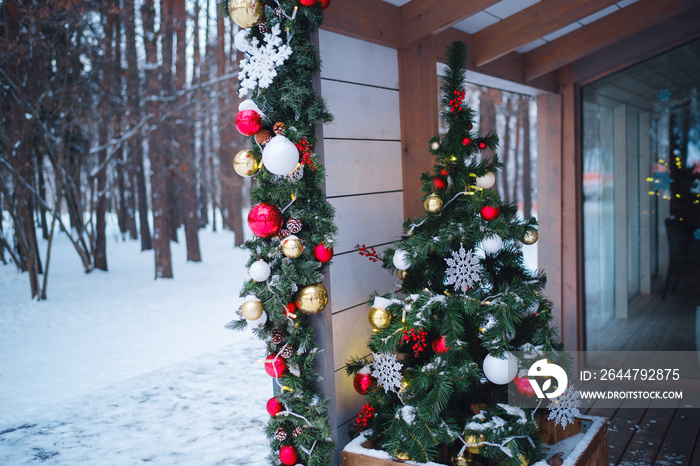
[0,228,271,465]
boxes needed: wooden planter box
[341,414,608,466]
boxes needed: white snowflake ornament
[547,385,581,430]
[444,243,482,293]
[371,352,403,393]
[238,24,293,97]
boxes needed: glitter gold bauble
[464,434,483,454]
[241,299,263,320]
[516,453,530,466]
[281,235,303,258]
[228,0,263,29]
[451,455,471,466]
[367,306,391,329]
[394,451,410,460]
[397,269,408,281]
[295,283,328,314]
[233,149,260,177]
[424,193,443,213]
[522,230,539,245]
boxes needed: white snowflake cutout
[371,352,403,393]
[444,243,482,293]
[238,24,293,97]
[547,385,581,430]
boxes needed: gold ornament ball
[295,283,329,315]
[516,453,530,466]
[424,193,443,213]
[281,235,304,258]
[522,230,539,245]
[394,451,410,460]
[368,306,391,330]
[451,455,471,466]
[228,0,263,29]
[464,434,483,454]
[241,299,263,320]
[431,141,441,151]
[397,269,408,281]
[233,149,260,177]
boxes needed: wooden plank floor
[583,272,700,464]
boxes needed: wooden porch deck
[582,273,700,464]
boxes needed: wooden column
[559,65,583,350]
[398,35,440,220]
[536,93,563,337]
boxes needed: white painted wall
[318,29,403,452]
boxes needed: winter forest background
[0,0,537,301]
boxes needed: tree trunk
[478,87,500,164]
[522,97,532,219]
[95,1,115,272]
[142,0,172,278]
[37,154,49,240]
[500,97,512,202]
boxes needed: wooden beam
[523,0,700,81]
[473,0,619,67]
[398,36,439,221]
[401,0,499,48]
[432,28,558,94]
[573,5,700,85]
[321,0,401,49]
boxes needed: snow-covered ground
[0,226,270,465]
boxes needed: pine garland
[224,1,336,465]
[347,41,563,465]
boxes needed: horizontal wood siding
[319,29,403,454]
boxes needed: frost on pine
[547,385,581,430]
[238,24,293,97]
[444,243,482,293]
[371,352,404,393]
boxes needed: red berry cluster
[402,327,428,357]
[449,89,466,113]
[355,403,375,431]
[355,244,382,263]
[295,139,317,171]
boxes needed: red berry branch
[295,139,318,171]
[355,403,375,432]
[355,244,383,263]
[449,89,466,113]
[402,327,428,357]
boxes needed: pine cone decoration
[292,426,304,438]
[274,427,287,441]
[274,7,284,18]
[258,22,268,33]
[273,122,287,135]
[280,345,294,359]
[286,218,302,234]
[255,129,272,146]
[271,329,285,345]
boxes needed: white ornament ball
[481,234,503,254]
[249,260,271,282]
[262,135,299,175]
[234,29,251,53]
[246,311,268,329]
[393,249,411,270]
[483,352,518,385]
[476,172,496,190]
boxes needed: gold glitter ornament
[295,283,329,314]
[233,149,260,177]
[522,230,539,245]
[424,193,443,213]
[367,306,391,329]
[281,235,303,259]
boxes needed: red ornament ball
[318,0,330,8]
[462,137,472,146]
[480,205,500,222]
[264,354,287,378]
[279,445,298,466]
[313,244,334,263]
[248,203,283,238]
[513,376,536,398]
[284,302,297,318]
[439,168,449,177]
[299,0,317,5]
[353,370,375,395]
[432,335,449,353]
[266,397,284,416]
[478,141,487,149]
[235,109,262,136]
[432,176,447,190]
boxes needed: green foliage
[224,2,336,465]
[347,42,563,465]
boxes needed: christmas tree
[347,42,566,465]
[223,1,336,465]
